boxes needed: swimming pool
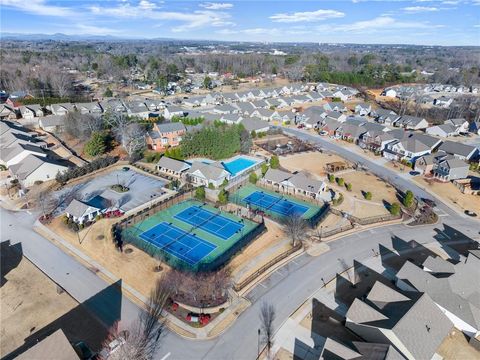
[222,157,257,176]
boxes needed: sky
[1,0,479,46]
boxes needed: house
[426,124,458,137]
[262,168,328,201]
[396,251,480,338]
[414,154,436,175]
[48,103,75,116]
[14,329,80,360]
[333,90,353,101]
[325,110,347,123]
[240,117,270,134]
[345,281,453,360]
[124,101,150,119]
[64,198,103,224]
[319,118,341,135]
[382,88,398,97]
[75,102,103,115]
[393,116,429,130]
[373,108,398,125]
[319,337,403,360]
[0,142,47,167]
[359,130,395,153]
[324,102,347,113]
[433,158,470,181]
[354,103,372,116]
[220,113,243,125]
[383,138,431,163]
[250,109,280,122]
[145,122,186,152]
[234,102,256,115]
[163,105,186,120]
[437,140,479,161]
[0,125,47,149]
[99,98,126,113]
[156,156,191,177]
[0,104,17,120]
[38,115,66,133]
[186,161,230,187]
[444,118,469,133]
[19,104,44,119]
[8,154,69,186]
[433,96,453,108]
[335,123,367,143]
[213,104,238,115]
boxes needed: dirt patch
[414,177,480,213]
[0,244,106,357]
[437,329,480,360]
[274,347,294,360]
[46,216,167,300]
[280,152,347,178]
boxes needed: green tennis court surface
[232,184,322,221]
[122,199,260,270]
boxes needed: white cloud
[199,2,233,10]
[89,3,233,31]
[328,16,444,33]
[75,24,121,35]
[270,9,345,23]
[474,24,480,27]
[403,6,439,12]
[0,0,74,17]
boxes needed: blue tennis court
[174,205,244,240]
[139,222,216,265]
[243,191,309,216]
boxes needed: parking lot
[54,168,168,214]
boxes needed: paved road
[2,128,478,359]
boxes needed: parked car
[319,130,328,136]
[297,124,305,129]
[409,171,420,176]
[465,210,477,217]
[421,198,437,208]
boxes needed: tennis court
[174,205,244,240]
[139,222,217,265]
[244,190,309,216]
[122,199,263,270]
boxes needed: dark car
[122,166,130,172]
[465,210,478,217]
[409,171,420,176]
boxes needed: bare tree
[122,123,147,158]
[259,301,276,358]
[103,276,170,360]
[49,70,72,98]
[283,214,308,247]
[26,188,58,216]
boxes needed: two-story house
[145,122,186,152]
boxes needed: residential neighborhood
[1,2,480,360]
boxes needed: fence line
[233,242,303,292]
[329,207,401,226]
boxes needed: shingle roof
[64,198,101,218]
[15,329,79,360]
[263,168,291,183]
[157,156,190,172]
[438,140,478,158]
[156,122,186,133]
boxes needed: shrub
[270,155,280,169]
[346,183,352,191]
[218,189,229,205]
[337,177,345,186]
[221,178,228,187]
[364,191,372,200]
[195,186,206,200]
[208,183,215,190]
[261,163,269,176]
[249,172,258,184]
[403,190,415,208]
[62,215,69,225]
[328,174,335,183]
[250,130,257,138]
[144,151,162,163]
[84,131,108,157]
[390,202,401,216]
[55,156,117,184]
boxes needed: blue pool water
[223,157,256,176]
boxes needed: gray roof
[156,122,186,133]
[64,198,101,218]
[422,256,455,274]
[439,158,469,170]
[399,138,430,153]
[38,115,66,127]
[15,329,79,360]
[240,117,270,132]
[9,154,67,180]
[0,142,46,163]
[409,133,442,149]
[263,168,291,183]
[321,338,362,360]
[347,280,453,360]
[438,140,478,158]
[234,102,256,113]
[186,161,229,181]
[157,156,190,172]
[287,172,325,193]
